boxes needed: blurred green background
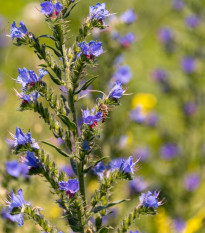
[1,0,205,233]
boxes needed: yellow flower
[155,207,172,233]
[132,93,157,113]
[88,180,99,193]
[183,210,204,233]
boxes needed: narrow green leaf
[48,71,64,85]
[99,227,109,233]
[63,2,78,19]
[75,76,97,95]
[45,45,62,57]
[41,141,72,158]
[57,114,77,132]
[92,200,129,213]
[38,35,57,41]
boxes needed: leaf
[75,76,97,95]
[45,45,62,57]
[99,227,109,233]
[57,114,77,132]
[41,141,72,158]
[38,34,57,41]
[92,200,129,213]
[70,158,78,176]
[63,2,78,19]
[48,71,64,85]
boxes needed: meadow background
[1,0,205,232]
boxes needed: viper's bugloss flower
[160,143,179,160]
[130,106,146,123]
[181,57,196,74]
[130,231,139,233]
[184,173,200,192]
[93,161,106,179]
[173,218,185,232]
[158,27,174,44]
[8,127,39,149]
[172,0,184,10]
[139,191,162,209]
[185,15,200,28]
[10,21,27,40]
[109,81,123,99]
[89,3,109,22]
[183,102,197,116]
[82,140,91,151]
[146,112,158,127]
[7,189,27,227]
[113,65,133,84]
[61,165,74,178]
[40,1,63,17]
[120,9,137,24]
[82,108,102,125]
[6,160,29,178]
[24,151,40,168]
[134,146,150,161]
[129,177,148,194]
[152,68,168,82]
[1,209,17,222]
[114,55,124,66]
[15,90,39,104]
[17,68,47,90]
[119,32,136,48]
[78,41,103,59]
[58,178,79,194]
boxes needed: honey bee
[98,103,109,123]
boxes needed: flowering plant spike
[3,1,164,233]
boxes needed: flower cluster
[10,21,27,40]
[40,1,63,18]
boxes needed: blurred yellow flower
[88,180,99,193]
[127,131,133,145]
[155,207,172,233]
[47,204,61,219]
[132,93,157,112]
[183,210,204,233]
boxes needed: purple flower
[93,161,106,179]
[5,160,29,178]
[119,33,136,48]
[160,143,179,160]
[181,57,196,74]
[10,21,27,40]
[89,3,109,22]
[172,0,184,11]
[130,231,139,233]
[146,113,159,127]
[173,218,185,232]
[109,81,124,99]
[82,140,90,151]
[112,65,133,84]
[152,68,168,82]
[82,108,102,125]
[15,90,39,104]
[109,156,136,174]
[134,146,150,161]
[78,41,103,59]
[184,173,200,191]
[40,1,63,16]
[2,209,19,222]
[61,165,74,178]
[24,151,40,168]
[9,127,39,150]
[58,178,79,193]
[158,27,174,44]
[123,156,136,174]
[139,191,161,209]
[185,15,200,28]
[17,68,47,90]
[129,177,148,194]
[120,9,137,24]
[130,106,146,123]
[8,189,26,227]
[114,56,124,66]
[183,102,197,116]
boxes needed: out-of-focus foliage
[1,0,205,232]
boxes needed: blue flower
[109,158,125,171]
[172,0,184,11]
[61,165,74,178]
[123,156,136,174]
[9,127,39,149]
[184,173,200,192]
[109,81,124,99]
[82,140,90,151]
[129,177,148,194]
[119,33,136,48]
[130,106,146,123]
[58,178,79,193]
[78,41,103,59]
[120,9,137,24]
[181,57,196,74]
[40,1,63,16]
[158,27,174,44]
[93,161,106,179]
[5,160,29,178]
[160,143,179,160]
[10,21,27,40]
[8,189,26,227]
[185,15,200,28]
[17,68,47,89]
[139,191,160,209]
[82,108,102,125]
[24,151,40,168]
[89,3,109,21]
[15,90,39,104]
[130,231,139,233]
[113,65,133,84]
